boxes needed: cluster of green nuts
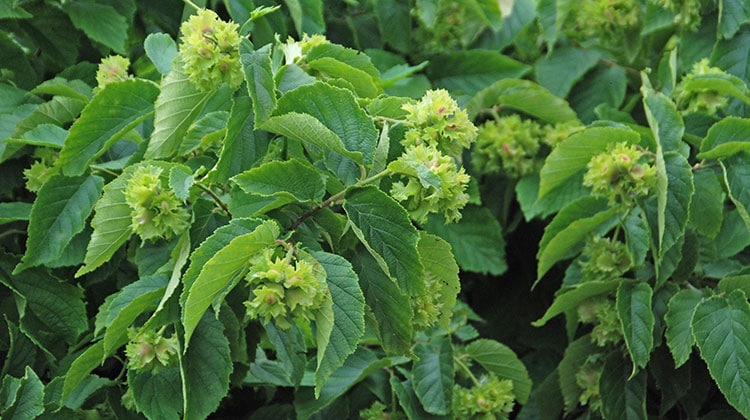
[577,297,623,347]
[675,58,732,115]
[358,401,404,420]
[576,355,605,412]
[244,246,328,329]
[580,236,633,282]
[23,148,58,192]
[124,326,180,373]
[389,89,476,223]
[177,8,243,91]
[650,0,704,30]
[473,116,581,178]
[583,142,657,206]
[572,0,642,46]
[95,55,131,88]
[124,165,190,241]
[412,0,470,53]
[453,373,516,419]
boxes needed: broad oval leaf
[232,159,326,203]
[537,197,620,283]
[533,280,621,327]
[344,186,424,296]
[260,112,363,163]
[428,50,530,100]
[1,367,45,420]
[692,290,750,418]
[641,82,685,154]
[600,352,647,420]
[274,82,378,164]
[350,251,413,356]
[466,339,532,404]
[145,61,212,159]
[312,252,366,395]
[538,126,640,198]
[412,335,454,415]
[63,1,128,53]
[689,169,724,238]
[656,152,694,265]
[665,288,704,368]
[616,281,654,375]
[182,219,279,347]
[183,314,232,420]
[128,367,183,419]
[534,47,602,98]
[424,205,507,276]
[698,117,750,160]
[240,40,276,124]
[144,33,178,75]
[466,78,577,123]
[16,174,103,272]
[59,79,159,176]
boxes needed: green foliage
[3,0,750,418]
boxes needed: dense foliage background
[3,0,750,419]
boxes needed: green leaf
[391,374,451,420]
[183,314,232,420]
[373,0,411,52]
[312,252,366,395]
[182,220,279,347]
[294,347,392,418]
[59,79,160,176]
[412,335,454,415]
[16,175,103,272]
[533,280,621,327]
[718,0,750,39]
[719,275,750,295]
[76,165,138,276]
[350,251,413,356]
[689,170,724,238]
[698,117,750,160]
[538,126,640,198]
[656,153,694,265]
[642,82,685,154]
[344,186,424,296]
[274,82,378,164]
[31,77,92,102]
[537,197,619,283]
[181,218,263,301]
[534,47,602,98]
[5,124,67,148]
[600,352,647,420]
[283,0,325,35]
[0,367,44,420]
[62,342,105,403]
[63,1,127,53]
[101,275,167,356]
[128,367,183,419]
[308,57,382,98]
[169,165,193,202]
[6,265,88,349]
[624,209,650,267]
[424,206,506,276]
[428,51,530,100]
[240,40,276,124]
[13,96,86,138]
[144,33,178,75]
[466,78,577,123]
[722,155,750,234]
[712,28,750,81]
[145,61,212,159]
[261,112,364,163]
[692,290,750,418]
[616,282,654,376]
[417,233,460,329]
[569,64,627,123]
[557,335,599,414]
[0,202,31,225]
[466,339,532,404]
[0,0,32,18]
[209,94,268,184]
[232,159,326,203]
